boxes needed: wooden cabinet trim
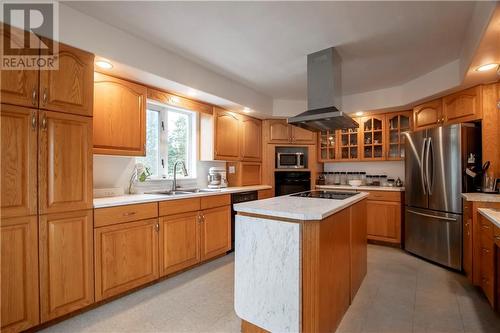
[93,72,146,156]
[200,205,231,261]
[200,194,231,210]
[147,88,212,115]
[94,202,158,227]
[39,42,94,116]
[159,212,201,277]
[94,218,159,301]
[39,210,94,322]
[38,111,93,214]
[159,197,201,216]
[1,104,38,218]
[1,216,39,332]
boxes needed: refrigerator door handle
[425,137,433,195]
[407,209,457,222]
[420,137,427,195]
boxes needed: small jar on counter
[372,175,380,186]
[380,175,388,186]
[366,175,372,185]
[326,172,334,185]
[360,172,366,185]
[334,172,341,185]
[341,172,348,185]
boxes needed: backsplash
[93,155,226,193]
[324,161,405,182]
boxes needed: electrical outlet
[228,166,236,174]
[94,187,124,198]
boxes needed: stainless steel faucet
[172,160,188,192]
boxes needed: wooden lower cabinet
[366,200,401,244]
[257,188,274,200]
[159,212,200,277]
[463,201,473,282]
[94,219,159,301]
[200,206,231,261]
[39,210,94,322]
[478,215,495,306]
[1,216,39,332]
[350,200,367,300]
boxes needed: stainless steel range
[291,190,357,200]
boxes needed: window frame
[138,100,198,180]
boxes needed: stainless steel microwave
[277,152,305,169]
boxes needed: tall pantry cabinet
[0,29,94,331]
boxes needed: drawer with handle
[95,202,158,227]
[366,191,401,202]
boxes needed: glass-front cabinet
[339,122,360,160]
[361,115,385,160]
[386,111,412,160]
[316,112,412,162]
[319,130,338,161]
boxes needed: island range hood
[287,47,358,132]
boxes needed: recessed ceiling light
[95,60,113,69]
[475,63,498,72]
[355,111,364,116]
[243,107,251,113]
[187,89,197,97]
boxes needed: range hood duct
[287,47,358,132]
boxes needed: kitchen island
[233,190,368,333]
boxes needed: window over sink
[136,101,197,179]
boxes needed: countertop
[317,185,405,192]
[233,192,369,221]
[93,185,272,208]
[461,193,500,203]
[478,208,500,229]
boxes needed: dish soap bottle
[395,177,403,187]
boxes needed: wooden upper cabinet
[291,125,316,144]
[93,73,147,156]
[200,205,231,261]
[38,111,93,214]
[1,216,39,332]
[39,42,94,116]
[1,105,37,218]
[413,99,443,130]
[265,119,315,144]
[39,210,94,322]
[0,27,39,108]
[267,119,291,143]
[360,115,385,160]
[386,111,412,160]
[443,86,482,124]
[94,219,159,301]
[159,212,200,277]
[240,115,262,161]
[214,108,240,160]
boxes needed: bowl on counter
[348,180,362,187]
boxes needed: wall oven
[277,152,305,169]
[275,171,311,196]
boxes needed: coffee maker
[207,167,228,188]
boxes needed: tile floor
[42,245,500,333]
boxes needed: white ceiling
[67,1,478,100]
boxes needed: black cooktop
[291,190,358,200]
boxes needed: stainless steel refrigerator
[404,123,481,270]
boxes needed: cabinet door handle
[495,236,500,240]
[31,112,37,130]
[197,214,202,224]
[42,88,48,105]
[155,223,159,232]
[32,88,37,106]
[122,211,136,217]
[40,113,47,130]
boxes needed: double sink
[145,188,222,196]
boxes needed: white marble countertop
[93,185,272,208]
[461,193,500,203]
[317,185,405,192]
[478,208,500,229]
[234,192,369,220]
